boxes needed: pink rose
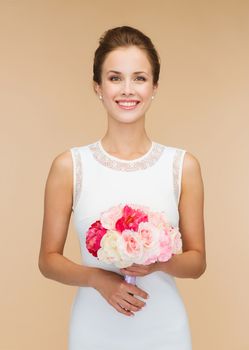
[157,243,172,262]
[148,211,170,232]
[115,205,148,232]
[157,231,173,262]
[137,222,162,264]
[100,204,123,230]
[86,220,107,257]
[138,221,160,249]
[117,229,144,262]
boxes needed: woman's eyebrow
[107,70,149,75]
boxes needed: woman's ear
[93,81,102,97]
[153,82,159,97]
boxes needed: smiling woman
[38,25,205,350]
[94,44,158,125]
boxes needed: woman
[39,26,206,350]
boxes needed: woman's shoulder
[181,150,202,174]
[46,149,74,186]
[48,142,92,176]
[180,150,203,192]
[51,149,73,170]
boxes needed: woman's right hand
[90,269,149,317]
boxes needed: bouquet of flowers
[85,203,182,285]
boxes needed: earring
[151,96,154,100]
[99,95,103,100]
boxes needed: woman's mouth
[115,100,140,110]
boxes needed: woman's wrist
[88,267,103,289]
[151,261,165,273]
[154,261,168,273]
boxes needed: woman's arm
[38,151,100,287]
[157,151,206,279]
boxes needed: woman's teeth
[119,102,137,106]
[116,101,139,109]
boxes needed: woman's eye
[135,76,146,81]
[110,76,120,81]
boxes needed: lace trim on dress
[88,141,165,172]
[73,148,82,210]
[173,149,184,206]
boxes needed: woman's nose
[121,79,135,95]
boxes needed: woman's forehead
[102,46,152,74]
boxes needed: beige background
[1,1,248,349]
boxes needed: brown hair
[93,26,160,86]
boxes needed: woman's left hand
[120,262,159,277]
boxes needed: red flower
[86,220,107,257]
[115,205,148,232]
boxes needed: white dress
[68,139,192,350]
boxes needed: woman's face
[94,46,158,124]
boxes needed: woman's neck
[99,133,152,159]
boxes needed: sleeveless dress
[68,139,192,350]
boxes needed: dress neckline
[97,138,154,163]
[88,139,165,172]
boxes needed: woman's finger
[119,299,141,313]
[115,302,134,316]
